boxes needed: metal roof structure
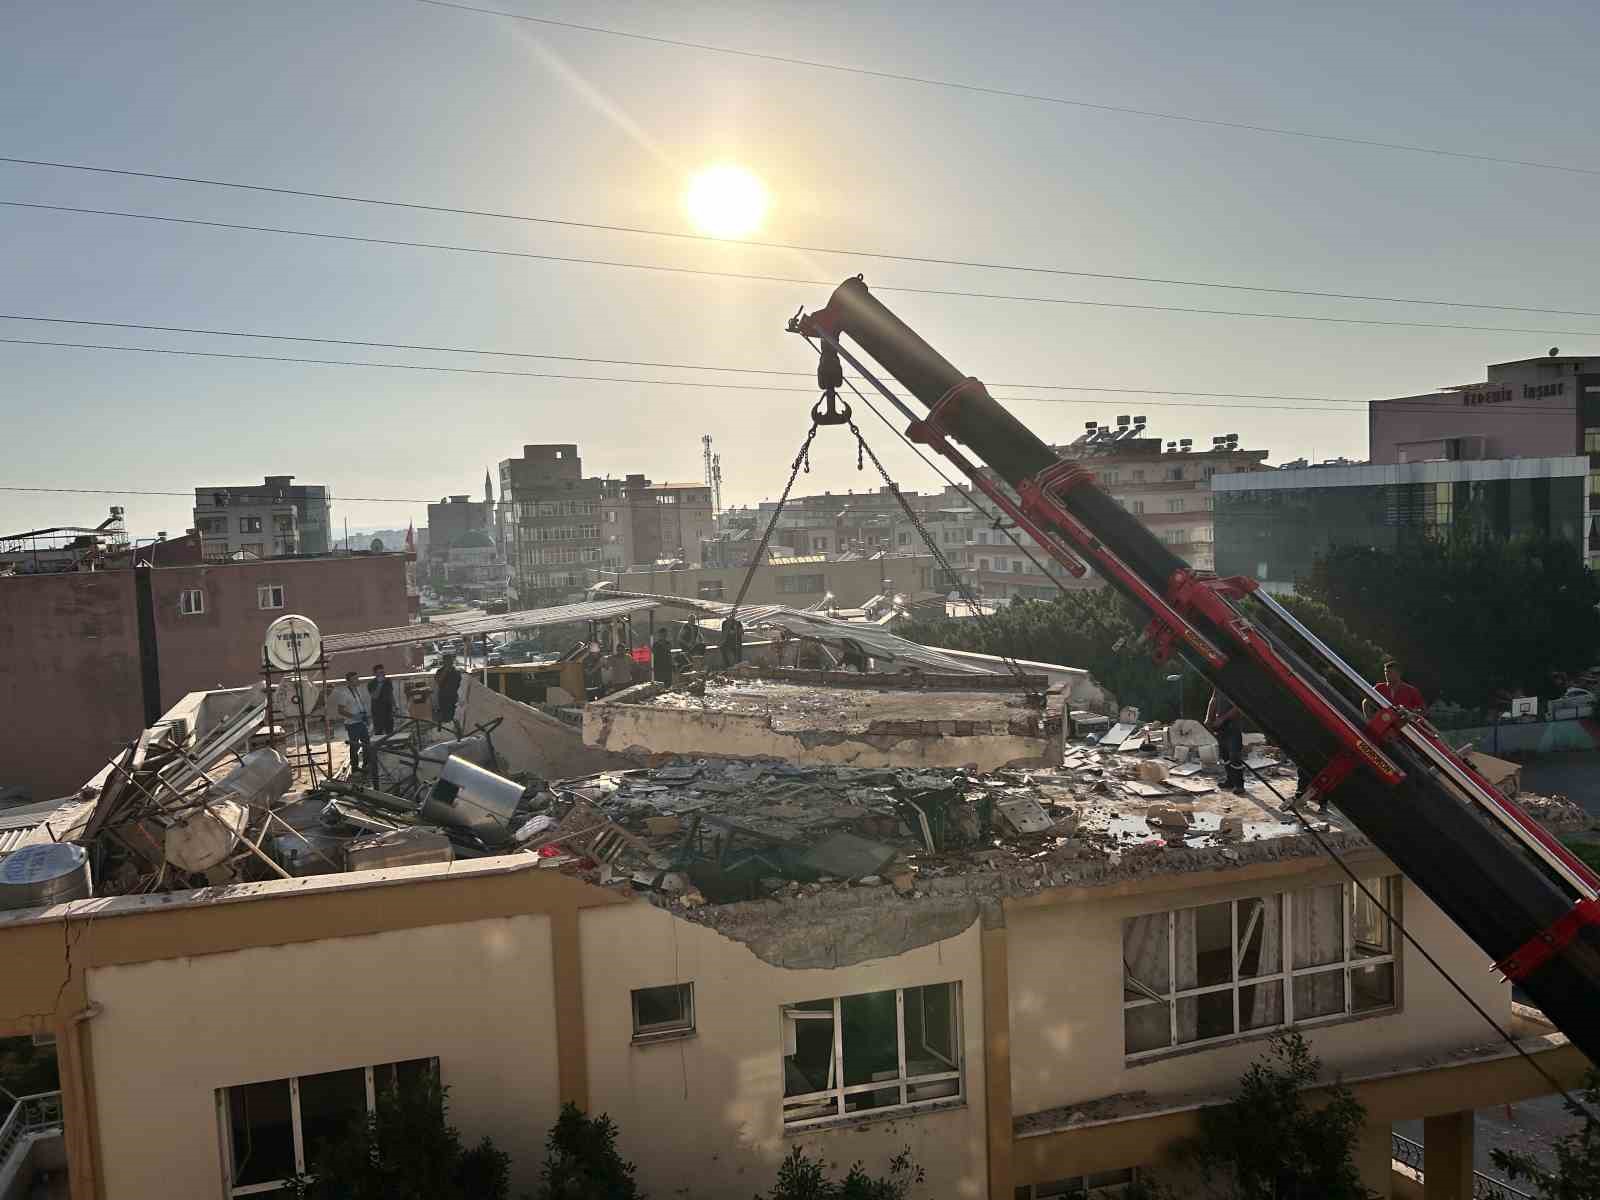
[596,590,1001,676]
[321,596,665,654]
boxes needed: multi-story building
[600,476,715,571]
[192,476,332,560]
[1368,352,1600,568]
[441,530,512,602]
[1213,455,1589,591]
[498,445,604,605]
[0,551,413,802]
[0,718,1583,1199]
[425,490,496,591]
[611,552,948,607]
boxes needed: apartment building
[192,476,332,559]
[599,475,716,570]
[498,445,604,604]
[0,767,1581,1200]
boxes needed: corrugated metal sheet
[597,591,1001,676]
[322,597,664,654]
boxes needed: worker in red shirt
[1375,660,1426,711]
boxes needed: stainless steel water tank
[418,756,523,840]
[0,843,92,911]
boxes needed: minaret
[484,468,494,506]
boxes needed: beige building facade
[0,836,1585,1200]
[608,552,946,607]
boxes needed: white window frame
[781,983,963,1130]
[257,584,285,610]
[1122,878,1398,1061]
[631,983,695,1042]
[1017,1168,1140,1198]
[218,1058,438,1196]
[179,588,205,615]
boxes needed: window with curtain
[1123,878,1398,1058]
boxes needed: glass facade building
[1213,457,1587,588]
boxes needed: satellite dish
[264,613,323,672]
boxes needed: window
[1586,428,1600,454]
[197,516,227,535]
[812,538,828,552]
[1130,469,1146,483]
[1166,466,1184,481]
[273,515,295,533]
[697,579,725,600]
[1129,501,1146,515]
[1122,878,1397,1058]
[897,532,910,546]
[1103,471,1120,485]
[1205,496,1215,511]
[975,531,988,544]
[1012,560,1023,573]
[1016,1169,1140,1198]
[782,983,962,1128]
[632,984,694,1042]
[979,559,990,571]
[778,573,826,594]
[257,584,285,610]
[1163,529,1187,545]
[239,516,263,533]
[179,588,205,615]
[1166,498,1184,513]
[220,1059,437,1196]
[1202,465,1217,479]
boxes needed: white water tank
[0,843,92,911]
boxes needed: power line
[413,0,1600,180]
[0,312,1360,403]
[6,176,1600,320]
[8,196,1600,341]
[0,333,1580,416]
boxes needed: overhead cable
[412,0,1600,179]
[0,334,1581,416]
[5,198,1599,341]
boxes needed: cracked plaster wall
[583,699,1053,771]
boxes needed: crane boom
[793,276,1600,1062]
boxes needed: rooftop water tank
[0,843,92,911]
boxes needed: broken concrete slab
[798,831,898,880]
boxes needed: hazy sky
[4,0,1598,539]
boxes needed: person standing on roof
[434,652,463,726]
[1375,660,1426,711]
[334,670,375,785]
[720,613,744,668]
[651,626,675,685]
[367,663,396,737]
[1206,685,1247,793]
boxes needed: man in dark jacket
[720,614,744,668]
[651,628,675,685]
[434,653,463,725]
[367,663,396,736]
[1206,686,1246,793]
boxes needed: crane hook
[810,341,852,426]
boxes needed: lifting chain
[846,420,1042,702]
[730,423,819,617]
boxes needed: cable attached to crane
[1245,761,1596,1122]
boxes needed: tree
[1174,1032,1373,1200]
[535,1103,643,1200]
[759,1145,924,1200]
[1491,1069,1600,1199]
[1300,536,1600,707]
[294,1077,512,1200]
[896,587,1388,721]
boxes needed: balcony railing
[1391,1132,1531,1199]
[0,1090,64,1177]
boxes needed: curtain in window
[1171,908,1199,1042]
[1242,898,1283,1028]
[1293,884,1346,1017]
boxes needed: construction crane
[790,276,1600,1064]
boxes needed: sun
[685,165,769,239]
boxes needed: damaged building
[0,597,1592,1200]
